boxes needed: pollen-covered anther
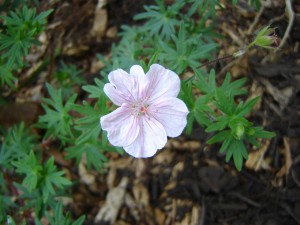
[140,104,149,113]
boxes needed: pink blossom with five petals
[100,64,189,158]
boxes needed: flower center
[131,99,149,117]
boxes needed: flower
[100,64,189,158]
[248,25,278,49]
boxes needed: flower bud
[248,25,278,49]
[234,124,245,140]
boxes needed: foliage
[13,151,71,201]
[0,123,38,169]
[0,5,52,87]
[53,61,86,99]
[134,0,184,39]
[189,70,275,170]
[43,201,85,225]
[38,83,77,144]
[0,0,276,223]
[159,23,217,74]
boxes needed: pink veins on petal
[100,64,189,158]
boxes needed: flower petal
[129,65,148,99]
[130,65,145,77]
[149,97,189,137]
[100,104,139,147]
[145,64,180,103]
[124,117,167,158]
[105,69,136,106]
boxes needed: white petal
[105,69,136,105]
[145,64,180,103]
[130,65,145,77]
[149,97,189,137]
[129,65,149,99]
[100,104,139,147]
[124,117,167,158]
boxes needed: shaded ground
[1,0,300,224]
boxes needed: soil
[1,0,300,224]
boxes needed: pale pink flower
[100,64,189,158]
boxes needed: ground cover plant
[0,0,299,224]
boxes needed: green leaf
[214,88,235,115]
[12,151,42,191]
[194,96,213,127]
[251,127,276,139]
[207,130,230,144]
[205,116,229,132]
[82,78,105,99]
[185,113,195,135]
[71,101,103,145]
[179,80,194,110]
[193,69,211,94]
[0,64,16,88]
[220,72,247,97]
[220,134,233,153]
[0,123,38,169]
[45,201,85,225]
[232,140,248,171]
[233,147,243,171]
[38,83,76,144]
[41,157,71,202]
[159,23,217,74]
[0,6,52,69]
[235,97,260,117]
[134,0,183,39]
[66,141,108,172]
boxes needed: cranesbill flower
[100,64,189,158]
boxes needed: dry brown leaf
[191,205,201,225]
[91,1,108,40]
[132,182,150,206]
[153,148,174,165]
[245,139,272,171]
[62,42,90,56]
[90,58,105,73]
[259,78,293,110]
[78,161,98,192]
[155,207,166,225]
[106,26,118,38]
[124,193,140,221]
[171,162,184,178]
[94,177,128,224]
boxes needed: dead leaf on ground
[245,139,272,171]
[94,177,128,224]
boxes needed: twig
[197,198,206,225]
[229,192,262,208]
[247,5,265,35]
[276,0,295,51]
[217,57,241,77]
[281,202,300,224]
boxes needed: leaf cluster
[97,0,219,76]
[37,80,122,172]
[53,61,86,99]
[0,5,52,87]
[0,123,74,223]
[184,69,275,171]
[13,151,71,203]
[38,83,77,144]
